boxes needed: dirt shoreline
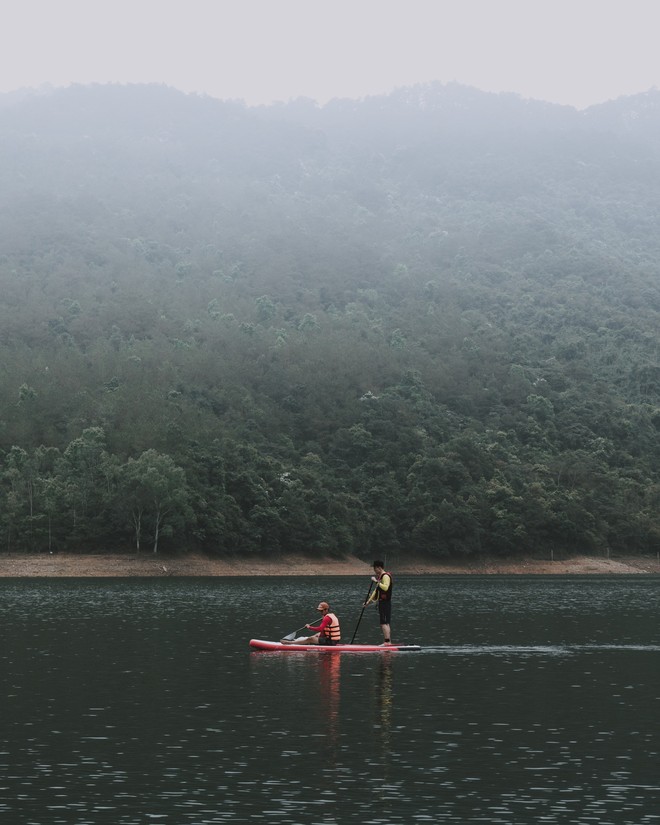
[0,552,659,578]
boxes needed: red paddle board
[249,639,421,652]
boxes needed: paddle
[281,619,318,641]
[350,579,375,644]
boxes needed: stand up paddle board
[250,639,421,652]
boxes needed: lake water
[0,574,658,824]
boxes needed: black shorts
[378,600,392,625]
[318,636,337,646]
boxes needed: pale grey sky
[2,0,659,109]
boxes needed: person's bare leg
[282,634,320,645]
[381,624,391,644]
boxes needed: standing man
[365,560,392,645]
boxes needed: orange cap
[317,601,329,611]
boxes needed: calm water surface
[1,575,658,824]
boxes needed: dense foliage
[0,82,658,559]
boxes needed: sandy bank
[0,553,658,578]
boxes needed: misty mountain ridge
[2,80,660,140]
[0,81,658,560]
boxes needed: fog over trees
[0,82,658,560]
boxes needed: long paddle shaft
[282,619,318,641]
[350,580,375,644]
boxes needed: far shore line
[0,552,659,578]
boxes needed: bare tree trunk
[153,507,161,554]
[132,509,142,553]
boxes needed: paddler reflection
[376,656,393,758]
[319,654,341,752]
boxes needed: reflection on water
[320,654,341,754]
[377,656,393,744]
[0,575,658,823]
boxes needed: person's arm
[377,573,391,595]
[366,573,390,604]
[307,615,331,632]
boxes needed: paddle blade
[281,618,315,641]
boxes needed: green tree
[121,450,191,554]
[60,427,117,547]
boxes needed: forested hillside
[0,82,658,559]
